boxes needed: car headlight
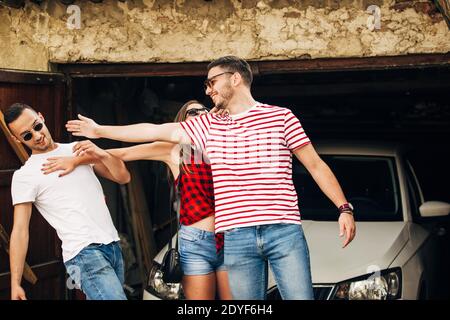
[331,268,402,300]
[145,262,184,300]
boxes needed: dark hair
[4,103,36,128]
[207,56,253,87]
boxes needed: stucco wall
[0,0,449,72]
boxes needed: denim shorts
[178,224,226,276]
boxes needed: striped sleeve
[179,114,211,150]
[284,109,310,152]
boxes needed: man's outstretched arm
[293,143,356,248]
[66,114,191,144]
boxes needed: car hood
[300,220,410,284]
[156,221,412,286]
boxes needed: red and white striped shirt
[180,103,311,233]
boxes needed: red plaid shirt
[175,152,224,252]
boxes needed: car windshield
[294,155,402,221]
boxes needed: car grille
[267,285,334,300]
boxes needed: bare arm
[293,143,356,248]
[92,156,130,185]
[42,142,178,181]
[66,115,191,144]
[10,202,32,300]
[41,141,130,184]
[294,144,347,207]
[107,142,178,163]
[72,141,131,184]
[42,153,99,177]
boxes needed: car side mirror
[419,201,450,218]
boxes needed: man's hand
[66,114,100,138]
[210,106,229,117]
[73,140,108,159]
[339,212,356,248]
[42,156,78,177]
[11,284,27,300]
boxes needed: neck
[32,141,57,155]
[225,90,257,115]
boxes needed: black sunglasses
[203,72,234,90]
[186,107,209,117]
[21,122,44,141]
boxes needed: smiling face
[8,108,55,154]
[204,66,235,109]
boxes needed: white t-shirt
[11,143,120,262]
[180,103,311,233]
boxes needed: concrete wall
[0,0,449,72]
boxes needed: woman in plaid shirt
[43,100,231,300]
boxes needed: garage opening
[57,55,450,298]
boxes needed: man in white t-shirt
[66,56,356,300]
[4,103,131,300]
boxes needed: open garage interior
[62,56,450,297]
[67,59,450,205]
[1,54,449,300]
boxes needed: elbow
[117,171,131,185]
[306,158,330,178]
[10,228,29,248]
[307,158,323,173]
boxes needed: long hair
[174,100,200,123]
[167,100,205,183]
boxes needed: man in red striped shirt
[67,56,356,300]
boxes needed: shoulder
[193,113,215,126]
[12,163,36,184]
[182,113,213,124]
[12,167,25,181]
[256,104,290,114]
[60,142,77,151]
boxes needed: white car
[143,141,450,300]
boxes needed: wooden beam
[56,53,450,78]
[113,97,157,284]
[0,224,38,285]
[58,62,209,78]
[255,53,450,74]
[0,111,38,285]
[253,78,450,97]
[0,110,29,163]
[0,69,65,85]
[0,260,62,289]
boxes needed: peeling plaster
[0,0,448,71]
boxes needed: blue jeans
[64,241,127,300]
[179,224,226,275]
[224,223,314,300]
